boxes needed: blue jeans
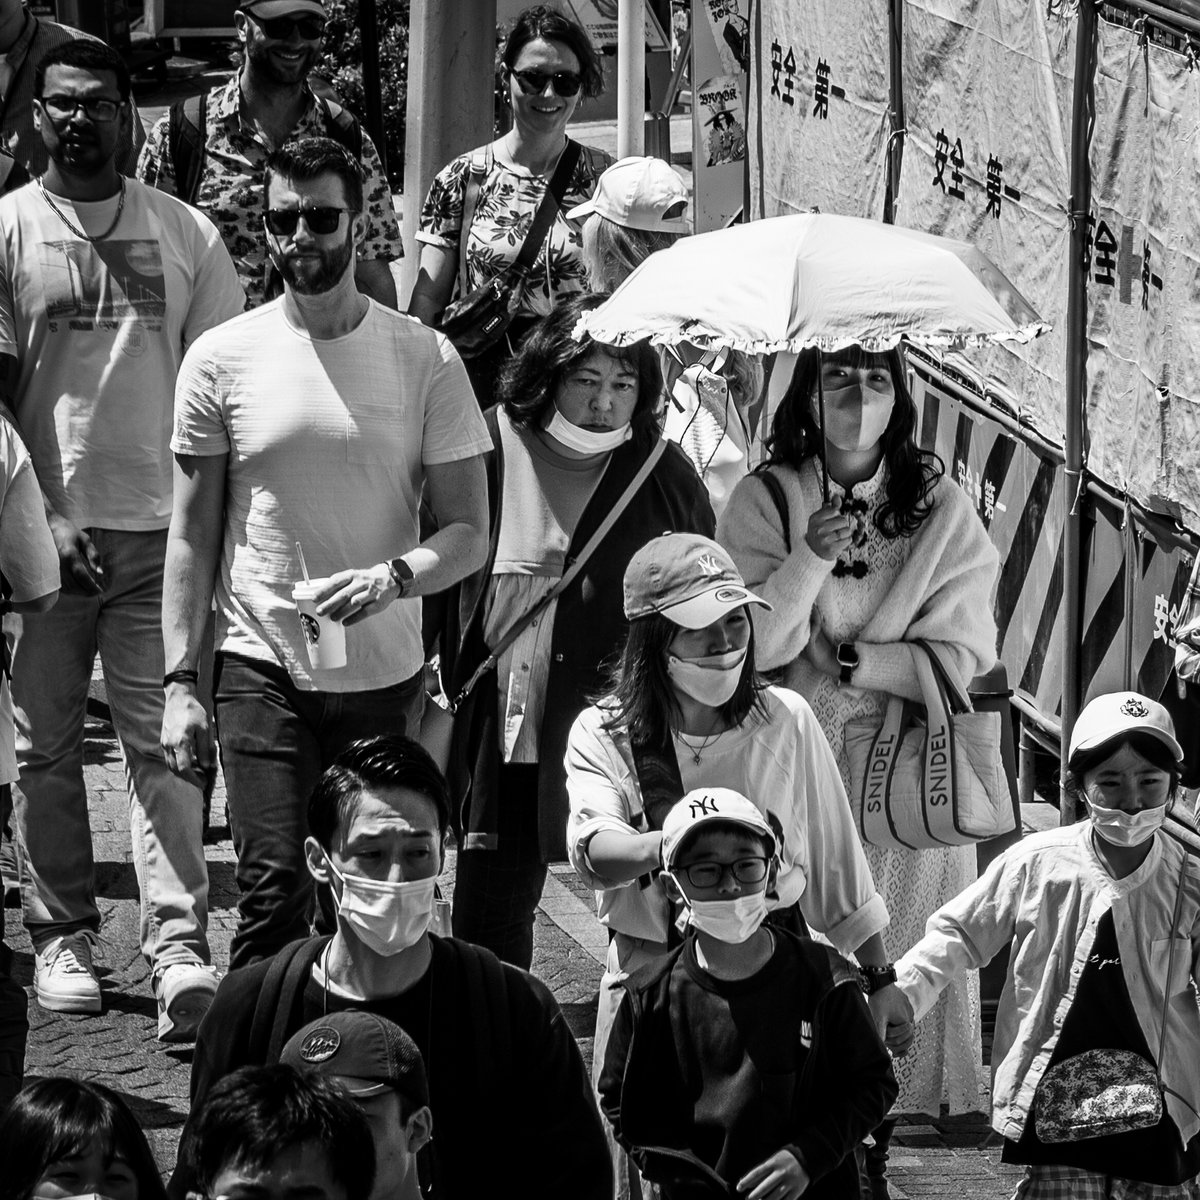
[214,653,424,970]
[11,528,211,972]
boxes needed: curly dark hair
[600,611,767,747]
[763,345,944,538]
[501,5,606,99]
[499,293,663,440]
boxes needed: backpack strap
[757,469,791,553]
[247,936,331,1064]
[456,148,489,302]
[168,91,208,206]
[317,95,364,160]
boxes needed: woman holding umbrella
[718,345,1000,1194]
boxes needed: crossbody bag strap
[451,436,668,708]
[509,139,582,279]
[1157,854,1189,1083]
[457,147,489,301]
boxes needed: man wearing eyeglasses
[138,0,400,311]
[0,40,244,1034]
[161,138,490,970]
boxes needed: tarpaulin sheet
[1086,11,1200,529]
[897,0,1075,447]
[747,0,890,220]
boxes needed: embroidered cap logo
[1119,697,1149,718]
[688,795,719,819]
[299,1027,341,1063]
[696,554,725,579]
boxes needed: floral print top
[138,74,401,308]
[417,139,611,318]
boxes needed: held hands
[48,511,104,595]
[738,1149,810,1200]
[161,684,216,790]
[869,983,916,1057]
[311,565,397,626]
[804,503,852,561]
[800,609,838,678]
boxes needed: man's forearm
[398,518,488,597]
[355,258,398,310]
[162,534,218,672]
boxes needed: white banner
[747,0,890,221]
[897,0,1076,446]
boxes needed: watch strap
[837,641,858,684]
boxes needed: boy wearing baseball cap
[598,787,897,1200]
[281,1012,432,1200]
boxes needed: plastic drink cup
[291,582,347,670]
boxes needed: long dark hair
[499,293,663,441]
[764,345,943,537]
[0,1078,168,1200]
[601,610,767,746]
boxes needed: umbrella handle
[816,350,831,503]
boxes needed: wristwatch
[859,964,898,995]
[387,556,415,598]
[836,641,860,685]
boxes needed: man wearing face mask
[599,788,898,1200]
[171,735,611,1200]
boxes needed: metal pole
[399,0,497,305]
[360,0,386,176]
[884,0,904,224]
[1060,0,1097,824]
[617,0,645,158]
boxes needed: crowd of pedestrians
[0,4,1196,1200]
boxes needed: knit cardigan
[717,459,1000,698]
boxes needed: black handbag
[439,141,581,359]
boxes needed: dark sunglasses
[248,13,326,40]
[40,95,122,123]
[510,68,583,98]
[675,857,770,889]
[265,206,355,236]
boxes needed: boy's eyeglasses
[510,68,583,97]
[248,13,326,40]
[265,206,355,236]
[40,95,122,123]
[674,856,770,889]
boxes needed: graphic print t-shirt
[0,180,244,529]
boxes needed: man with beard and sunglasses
[161,138,490,970]
[0,39,244,1035]
[138,0,400,310]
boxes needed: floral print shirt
[417,140,611,318]
[137,74,401,308]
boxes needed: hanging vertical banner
[897,0,1075,453]
[909,360,1066,725]
[1084,9,1200,530]
[692,0,748,230]
[746,0,890,221]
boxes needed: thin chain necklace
[674,726,725,765]
[37,176,126,242]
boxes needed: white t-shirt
[0,416,59,783]
[0,179,244,530]
[172,300,492,692]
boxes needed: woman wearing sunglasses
[410,5,612,404]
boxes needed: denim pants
[214,653,424,970]
[11,528,211,972]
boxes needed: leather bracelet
[162,669,199,689]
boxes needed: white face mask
[544,406,633,454]
[326,859,437,956]
[1086,798,1167,848]
[667,646,747,708]
[679,891,768,943]
[816,383,895,453]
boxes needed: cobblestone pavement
[6,711,1033,1198]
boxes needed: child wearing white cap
[893,691,1200,1198]
[598,786,897,1200]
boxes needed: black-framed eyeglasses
[265,206,356,236]
[510,68,583,98]
[674,856,770,889]
[39,95,122,123]
[248,13,326,40]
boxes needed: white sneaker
[156,962,220,1043]
[34,932,101,1013]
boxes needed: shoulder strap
[758,469,791,553]
[1157,854,1189,1081]
[169,92,208,206]
[248,937,330,1064]
[452,435,668,709]
[510,140,582,278]
[457,148,489,301]
[317,95,364,159]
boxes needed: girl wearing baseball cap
[566,531,907,1195]
[892,691,1200,1198]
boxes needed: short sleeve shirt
[172,301,491,691]
[137,75,401,308]
[417,140,611,317]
